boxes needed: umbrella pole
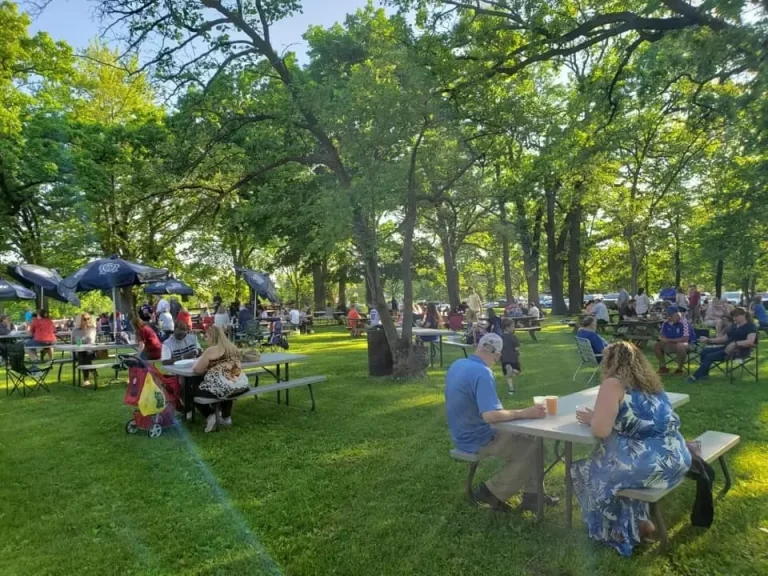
[113,287,117,340]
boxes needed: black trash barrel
[367,326,393,376]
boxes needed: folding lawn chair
[711,333,759,384]
[574,337,602,386]
[7,343,52,397]
[235,319,265,348]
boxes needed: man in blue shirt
[653,306,695,375]
[445,333,555,512]
[690,306,757,381]
[576,316,606,361]
[751,296,768,329]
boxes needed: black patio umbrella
[0,279,36,301]
[144,279,195,296]
[6,264,81,307]
[236,268,279,305]
[61,255,168,337]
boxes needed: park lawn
[1,322,767,576]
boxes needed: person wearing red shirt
[688,284,702,324]
[132,317,162,360]
[176,307,192,330]
[27,309,57,361]
[447,307,464,331]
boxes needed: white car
[722,291,742,305]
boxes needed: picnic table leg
[439,336,444,367]
[276,364,281,404]
[71,354,76,387]
[529,330,538,342]
[285,363,290,406]
[182,376,193,422]
[565,442,573,528]
[535,437,545,522]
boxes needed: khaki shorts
[660,342,688,354]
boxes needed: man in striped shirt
[161,322,201,365]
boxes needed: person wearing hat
[654,306,696,375]
[444,333,558,513]
[689,306,757,381]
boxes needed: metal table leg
[565,442,573,528]
[439,335,444,367]
[536,437,545,522]
[285,363,290,405]
[276,363,281,404]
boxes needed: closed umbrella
[6,264,80,307]
[144,279,194,296]
[61,255,168,338]
[0,279,36,301]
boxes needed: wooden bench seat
[617,431,740,552]
[194,375,326,411]
[76,362,124,389]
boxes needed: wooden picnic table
[494,386,689,525]
[162,352,309,421]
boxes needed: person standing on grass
[654,306,695,375]
[133,316,163,361]
[688,285,701,324]
[635,288,651,316]
[467,287,482,323]
[500,319,521,395]
[72,313,98,387]
[689,307,757,382]
[617,286,630,318]
[445,333,558,513]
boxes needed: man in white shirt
[591,298,610,327]
[161,322,201,365]
[158,309,174,334]
[289,307,301,328]
[528,303,540,320]
[156,297,170,316]
[635,288,651,316]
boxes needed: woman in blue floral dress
[572,341,691,556]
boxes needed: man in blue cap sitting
[654,305,696,375]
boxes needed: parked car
[583,293,603,305]
[722,291,742,305]
[603,293,620,309]
[540,295,553,308]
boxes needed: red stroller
[121,354,180,439]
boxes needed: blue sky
[28,0,382,59]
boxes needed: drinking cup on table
[545,395,558,416]
[533,396,546,411]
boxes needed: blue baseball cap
[666,305,680,316]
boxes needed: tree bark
[567,198,582,315]
[514,198,543,306]
[628,231,641,295]
[673,215,682,287]
[435,210,461,309]
[337,266,347,308]
[545,184,568,314]
[311,261,325,311]
[715,259,723,298]
[499,198,514,304]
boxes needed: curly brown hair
[601,341,663,395]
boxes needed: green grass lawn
[1,322,767,576]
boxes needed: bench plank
[617,431,740,502]
[194,375,326,404]
[450,448,483,463]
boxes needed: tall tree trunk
[311,261,325,311]
[515,198,542,306]
[628,232,640,295]
[545,184,567,315]
[715,260,724,298]
[498,198,514,303]
[337,266,347,308]
[741,277,751,304]
[567,200,582,315]
[673,215,682,288]
[436,212,460,309]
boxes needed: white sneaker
[204,414,217,433]
[83,380,91,387]
[218,416,232,427]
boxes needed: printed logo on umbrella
[99,263,121,275]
